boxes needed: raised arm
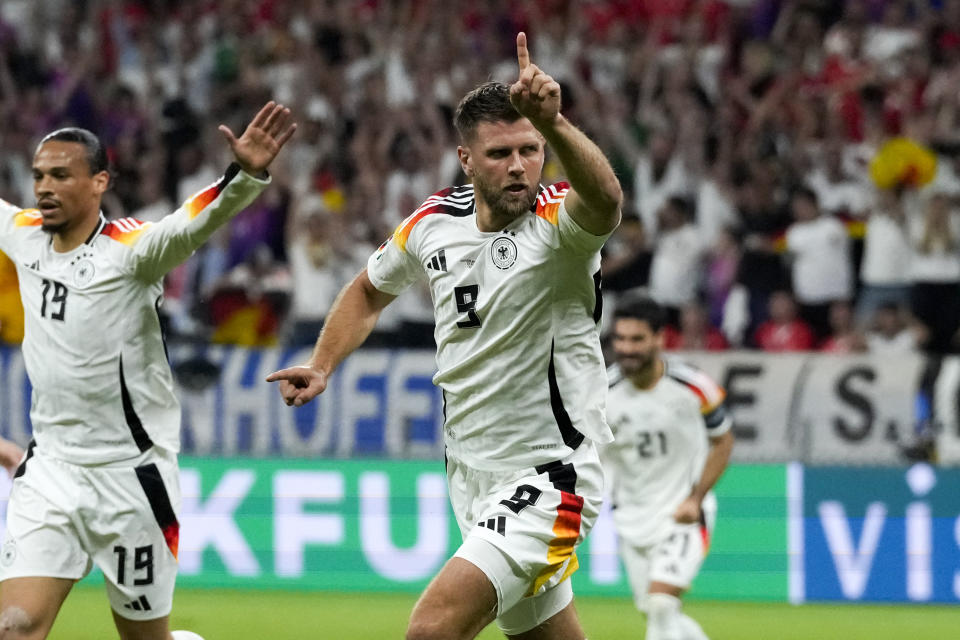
[265,269,396,406]
[128,102,297,282]
[509,32,622,235]
[219,101,298,176]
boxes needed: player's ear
[458,146,473,179]
[92,170,110,195]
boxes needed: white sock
[171,632,206,640]
[645,593,682,640]
[678,613,709,640]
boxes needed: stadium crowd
[1,0,960,353]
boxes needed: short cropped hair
[614,295,668,332]
[454,82,522,142]
[39,128,109,175]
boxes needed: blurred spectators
[753,290,816,351]
[819,300,866,353]
[286,198,370,347]
[785,186,854,339]
[866,301,927,353]
[648,196,704,323]
[663,301,729,351]
[857,187,913,320]
[907,190,960,352]
[0,1,958,352]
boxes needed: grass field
[50,587,960,639]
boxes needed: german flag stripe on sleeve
[102,217,149,246]
[14,209,42,227]
[535,182,570,226]
[183,164,241,219]
[666,361,726,414]
[393,186,473,252]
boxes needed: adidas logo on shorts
[477,515,506,536]
[123,595,152,612]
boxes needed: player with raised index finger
[0,101,295,640]
[267,32,622,640]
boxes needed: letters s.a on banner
[795,354,925,465]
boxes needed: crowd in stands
[1,0,960,354]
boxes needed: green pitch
[53,587,959,639]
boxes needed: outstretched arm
[510,32,622,236]
[129,102,297,282]
[266,269,396,407]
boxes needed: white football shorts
[448,441,603,635]
[620,517,712,611]
[0,444,181,620]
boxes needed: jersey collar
[84,212,107,245]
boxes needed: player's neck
[629,358,663,390]
[51,211,101,253]
[474,199,514,233]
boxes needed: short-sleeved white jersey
[0,164,269,465]
[367,183,614,471]
[601,359,731,546]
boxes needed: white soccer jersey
[367,183,614,471]
[601,359,731,546]
[0,164,269,464]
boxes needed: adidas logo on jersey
[123,595,152,612]
[425,249,447,272]
[23,260,39,271]
[477,515,506,536]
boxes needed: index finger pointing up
[516,32,530,70]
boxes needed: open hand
[509,32,561,126]
[265,365,328,407]
[219,101,297,176]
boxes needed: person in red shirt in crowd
[753,290,816,351]
[819,300,866,353]
[662,301,729,351]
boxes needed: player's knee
[0,605,39,638]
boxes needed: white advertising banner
[674,352,808,463]
[0,345,957,465]
[794,354,925,465]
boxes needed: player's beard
[473,173,537,220]
[616,350,657,378]
[40,219,68,234]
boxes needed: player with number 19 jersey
[367,182,614,471]
[0,164,269,465]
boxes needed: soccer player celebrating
[603,297,734,640]
[268,33,621,640]
[0,102,295,640]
